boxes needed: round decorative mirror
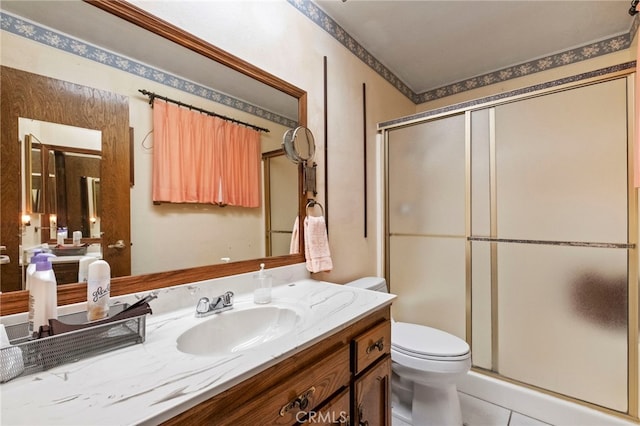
[282,126,315,164]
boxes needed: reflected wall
[2,26,293,278]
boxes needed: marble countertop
[0,277,394,425]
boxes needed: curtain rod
[138,89,270,133]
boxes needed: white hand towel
[289,216,300,254]
[304,215,333,273]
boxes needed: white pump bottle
[27,253,58,336]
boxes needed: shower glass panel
[387,114,466,337]
[470,241,492,370]
[494,79,627,243]
[470,108,493,369]
[390,236,466,337]
[388,115,465,236]
[497,243,628,411]
[470,109,491,237]
[489,77,629,411]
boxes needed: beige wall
[1,31,290,276]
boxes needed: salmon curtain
[152,99,262,207]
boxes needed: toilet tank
[345,277,388,293]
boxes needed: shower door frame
[381,70,639,421]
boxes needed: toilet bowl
[346,277,471,426]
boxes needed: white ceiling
[316,0,634,95]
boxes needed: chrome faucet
[195,291,234,317]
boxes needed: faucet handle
[196,297,210,314]
[222,291,234,306]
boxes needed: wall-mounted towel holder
[306,200,324,217]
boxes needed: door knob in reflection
[107,240,126,249]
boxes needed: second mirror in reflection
[21,118,102,247]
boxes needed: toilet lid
[392,322,469,358]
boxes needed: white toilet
[346,277,471,426]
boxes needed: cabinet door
[353,355,391,426]
[297,388,350,425]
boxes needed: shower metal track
[467,236,634,249]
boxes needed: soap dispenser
[253,263,272,304]
[25,248,43,291]
[27,253,58,337]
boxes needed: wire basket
[1,306,146,381]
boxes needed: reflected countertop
[48,252,102,264]
[0,274,395,425]
[20,246,102,266]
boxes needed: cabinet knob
[332,415,349,426]
[366,337,384,354]
[279,386,316,416]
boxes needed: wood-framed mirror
[0,0,307,315]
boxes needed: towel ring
[306,200,324,217]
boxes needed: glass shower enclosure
[385,75,637,416]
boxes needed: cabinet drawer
[297,387,350,425]
[222,344,350,425]
[352,320,391,375]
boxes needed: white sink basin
[176,304,302,356]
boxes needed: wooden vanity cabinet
[162,306,391,426]
[351,320,392,426]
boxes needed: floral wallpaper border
[378,61,636,129]
[0,12,298,129]
[289,0,636,105]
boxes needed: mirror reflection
[1,1,306,294]
[292,127,316,163]
[19,119,103,286]
[21,119,102,243]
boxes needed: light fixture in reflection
[21,214,31,226]
[49,214,57,227]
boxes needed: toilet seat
[392,322,470,361]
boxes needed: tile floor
[392,391,551,426]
